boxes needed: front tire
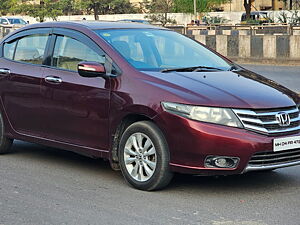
[0,112,13,154]
[119,121,173,191]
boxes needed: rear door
[40,28,113,150]
[0,29,51,136]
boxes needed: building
[220,0,285,12]
[129,0,143,6]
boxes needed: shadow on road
[169,171,295,193]
[9,140,299,194]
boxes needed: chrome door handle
[0,68,10,75]
[45,76,62,84]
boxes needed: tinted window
[52,36,105,71]
[0,19,7,24]
[8,18,27,25]
[14,34,48,64]
[3,42,17,60]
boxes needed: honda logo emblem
[275,112,290,127]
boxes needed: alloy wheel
[123,132,157,182]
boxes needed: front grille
[233,106,300,135]
[248,149,300,166]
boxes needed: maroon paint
[0,22,299,175]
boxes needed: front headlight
[161,102,243,128]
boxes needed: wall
[22,10,299,26]
[193,34,300,64]
[221,0,285,11]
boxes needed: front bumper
[155,112,300,175]
[243,148,300,172]
[244,160,300,172]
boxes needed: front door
[40,32,111,150]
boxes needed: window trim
[44,28,121,76]
[1,27,122,76]
[10,33,51,66]
[1,28,52,66]
[4,28,52,44]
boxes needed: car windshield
[8,18,27,25]
[95,29,231,71]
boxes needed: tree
[81,0,138,20]
[143,0,176,26]
[173,0,230,13]
[17,0,63,22]
[60,0,78,16]
[244,0,254,20]
[0,0,19,15]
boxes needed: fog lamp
[205,156,240,168]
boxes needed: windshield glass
[8,18,27,25]
[95,29,231,71]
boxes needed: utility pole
[272,0,279,10]
[194,0,197,19]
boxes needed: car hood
[142,69,299,109]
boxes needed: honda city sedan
[0,21,299,190]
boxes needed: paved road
[1,65,300,225]
[242,64,300,93]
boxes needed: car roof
[25,21,165,30]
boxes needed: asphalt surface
[1,64,300,225]
[242,64,300,93]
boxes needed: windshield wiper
[161,66,225,73]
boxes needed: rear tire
[0,112,13,154]
[118,121,173,191]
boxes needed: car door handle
[0,68,10,75]
[45,76,62,84]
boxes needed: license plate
[273,136,300,152]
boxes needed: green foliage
[59,0,82,16]
[290,10,300,25]
[277,11,289,23]
[16,0,64,22]
[0,0,19,15]
[145,14,177,26]
[263,14,274,24]
[81,0,138,20]
[173,0,229,13]
[143,0,229,26]
[244,19,260,25]
[202,15,229,24]
[276,11,300,24]
[143,0,176,26]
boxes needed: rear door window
[3,42,17,60]
[3,34,48,64]
[14,34,48,64]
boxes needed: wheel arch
[110,113,152,169]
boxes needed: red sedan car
[0,21,299,190]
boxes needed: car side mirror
[78,61,106,78]
[2,21,8,25]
